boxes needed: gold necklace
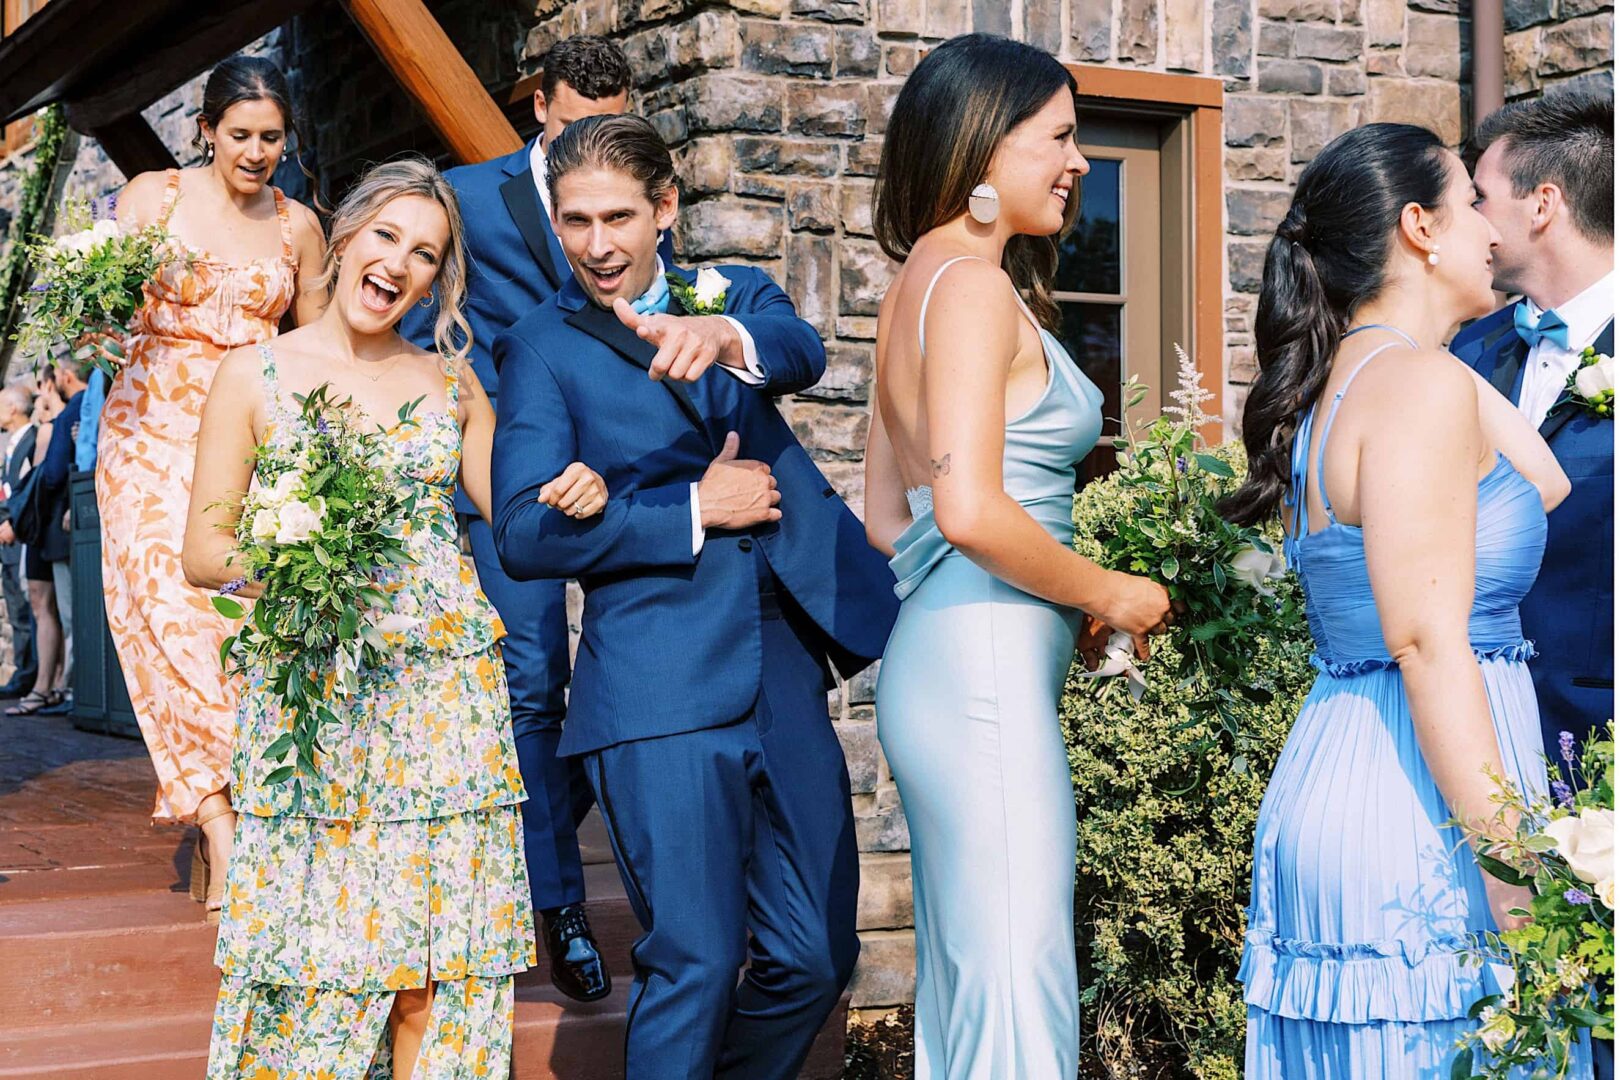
[350,355,402,383]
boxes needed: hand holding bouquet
[13,198,180,376]
[1452,727,1614,1079]
[213,386,416,807]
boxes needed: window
[1053,68,1224,482]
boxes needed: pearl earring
[1426,249,1440,267]
[968,183,1000,225]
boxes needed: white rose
[90,218,121,245]
[274,497,325,545]
[1599,876,1614,909]
[1229,545,1287,596]
[694,267,731,308]
[249,506,280,542]
[53,229,95,256]
[1574,355,1615,399]
[263,469,304,508]
[374,613,423,635]
[1541,807,1613,886]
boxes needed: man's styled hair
[1473,89,1614,242]
[540,35,633,102]
[546,113,676,208]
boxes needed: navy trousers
[583,579,860,1080]
[467,516,591,912]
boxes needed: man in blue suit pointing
[401,35,671,1003]
[491,114,900,1079]
[1456,89,1614,1080]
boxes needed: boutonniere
[666,267,731,316]
[1561,346,1614,419]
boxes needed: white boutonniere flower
[1562,347,1614,419]
[667,267,732,316]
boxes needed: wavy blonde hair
[317,157,472,362]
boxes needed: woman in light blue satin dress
[1223,124,1590,1078]
[863,35,1174,1078]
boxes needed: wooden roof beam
[340,0,522,166]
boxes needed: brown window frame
[0,0,50,160]
[1065,64,1225,445]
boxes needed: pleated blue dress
[1240,345,1593,1078]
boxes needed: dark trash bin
[69,470,139,738]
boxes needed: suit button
[738,539,753,552]
[822,487,835,497]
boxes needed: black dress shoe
[542,903,611,1002]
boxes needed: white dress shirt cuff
[690,481,705,556]
[719,317,766,385]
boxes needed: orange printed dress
[98,169,297,823]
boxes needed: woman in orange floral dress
[102,55,324,917]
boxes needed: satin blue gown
[876,257,1103,1079]
[1241,345,1593,1078]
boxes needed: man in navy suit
[1455,89,1614,1079]
[401,35,671,1002]
[491,114,899,1079]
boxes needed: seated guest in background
[0,385,37,698]
[491,114,899,1080]
[402,32,672,1002]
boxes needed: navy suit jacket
[1454,308,1614,742]
[490,264,899,756]
[400,141,674,511]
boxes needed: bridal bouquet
[213,387,417,804]
[12,198,178,376]
[1077,346,1294,697]
[1452,726,1614,1079]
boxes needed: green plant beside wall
[1063,429,1316,1078]
[0,105,71,365]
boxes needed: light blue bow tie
[630,270,669,317]
[1514,301,1570,350]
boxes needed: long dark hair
[873,33,1080,329]
[1219,123,1452,526]
[193,55,297,158]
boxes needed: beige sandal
[191,805,234,923]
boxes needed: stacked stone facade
[0,0,1608,1010]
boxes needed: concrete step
[0,986,847,1079]
[0,862,641,1031]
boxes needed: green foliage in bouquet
[0,104,70,349]
[1062,350,1315,1078]
[213,387,417,809]
[1452,726,1614,1080]
[13,196,177,376]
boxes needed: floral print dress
[100,168,297,823]
[206,345,534,1080]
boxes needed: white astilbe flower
[1163,343,1215,428]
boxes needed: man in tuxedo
[0,386,37,697]
[401,34,671,1001]
[1455,89,1614,1077]
[491,114,899,1079]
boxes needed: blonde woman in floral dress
[182,159,606,1078]
[105,56,325,917]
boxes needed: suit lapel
[564,300,712,446]
[1484,320,1528,402]
[1540,318,1614,442]
[499,169,562,291]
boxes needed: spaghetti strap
[256,342,281,405]
[917,256,981,354]
[1311,341,1406,523]
[156,169,181,228]
[444,358,461,410]
[272,189,294,261]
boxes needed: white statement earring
[968,183,1000,225]
[1426,248,1440,267]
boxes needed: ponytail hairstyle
[873,33,1080,329]
[1219,123,1453,526]
[316,157,473,363]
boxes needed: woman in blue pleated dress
[1222,123,1592,1078]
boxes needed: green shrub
[1062,376,1316,1076]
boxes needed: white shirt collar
[529,136,551,218]
[1525,270,1615,351]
